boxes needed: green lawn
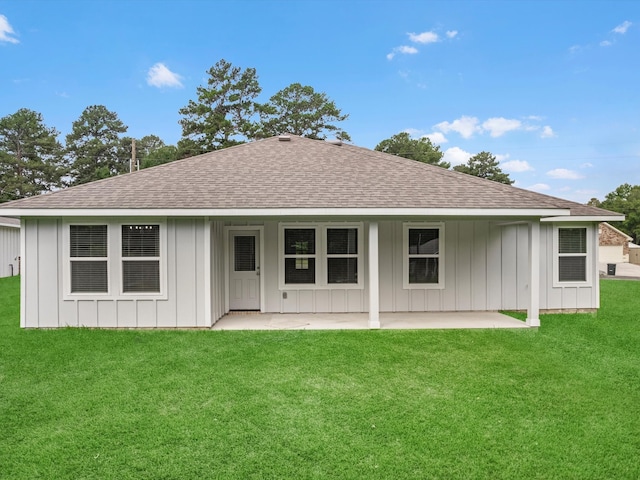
[1,276,639,479]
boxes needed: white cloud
[0,15,19,44]
[613,21,632,34]
[423,132,448,144]
[408,31,439,44]
[387,45,419,60]
[540,125,555,138]
[526,115,543,121]
[443,146,472,166]
[147,63,184,88]
[600,40,613,47]
[446,30,458,39]
[434,116,480,139]
[527,183,551,192]
[580,162,593,168]
[482,117,522,137]
[502,160,534,172]
[547,168,584,180]
[569,45,581,54]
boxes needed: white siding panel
[314,289,330,312]
[0,225,20,278]
[137,300,156,328]
[157,219,178,327]
[37,219,59,327]
[330,290,347,313]
[194,220,205,326]
[298,290,314,313]
[471,222,488,311]
[501,226,518,310]
[347,289,362,312]
[24,219,39,327]
[78,300,98,327]
[175,219,197,327]
[263,222,280,313]
[516,225,529,310]
[456,222,472,311]
[442,222,458,310]
[282,291,297,313]
[117,300,136,327]
[410,290,425,312]
[378,221,394,311]
[97,300,117,327]
[486,223,502,310]
[60,300,78,327]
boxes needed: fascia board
[0,207,572,218]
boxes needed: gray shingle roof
[0,135,620,216]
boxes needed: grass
[1,276,639,479]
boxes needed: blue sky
[1,0,638,203]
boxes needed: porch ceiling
[212,312,529,330]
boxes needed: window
[327,228,358,284]
[279,224,363,288]
[403,223,444,289]
[558,227,587,283]
[69,225,108,293]
[122,224,160,293]
[284,228,316,284]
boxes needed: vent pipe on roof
[326,139,342,146]
[278,135,291,141]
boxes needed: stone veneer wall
[599,223,630,256]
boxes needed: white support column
[368,221,380,329]
[527,220,541,327]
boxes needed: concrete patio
[212,311,529,330]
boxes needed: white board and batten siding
[22,217,211,328]
[0,219,20,278]
[20,217,599,328]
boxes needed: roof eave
[540,215,625,223]
[0,207,571,218]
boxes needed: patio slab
[212,311,528,330]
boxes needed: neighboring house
[0,135,623,329]
[598,222,632,264]
[0,216,20,278]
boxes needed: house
[0,135,623,329]
[0,216,20,278]
[598,222,632,264]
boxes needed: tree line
[1,57,582,208]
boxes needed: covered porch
[212,311,529,330]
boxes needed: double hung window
[122,224,160,293]
[403,223,444,289]
[557,227,588,283]
[70,225,108,293]
[281,224,362,288]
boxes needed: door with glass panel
[229,231,260,310]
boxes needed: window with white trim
[557,227,587,283]
[280,224,363,288]
[122,224,160,293]
[69,224,108,293]
[327,228,358,284]
[403,223,444,289]
[284,228,316,284]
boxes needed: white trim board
[0,207,572,218]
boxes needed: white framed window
[554,225,592,286]
[64,219,167,299]
[279,223,363,289]
[121,224,161,293]
[403,223,445,289]
[69,224,109,294]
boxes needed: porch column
[527,220,541,327]
[368,221,380,329]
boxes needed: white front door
[229,231,260,310]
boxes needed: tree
[599,183,640,242]
[0,108,66,202]
[66,105,128,185]
[258,83,351,141]
[453,151,513,184]
[141,145,179,169]
[374,132,450,168]
[178,59,261,157]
